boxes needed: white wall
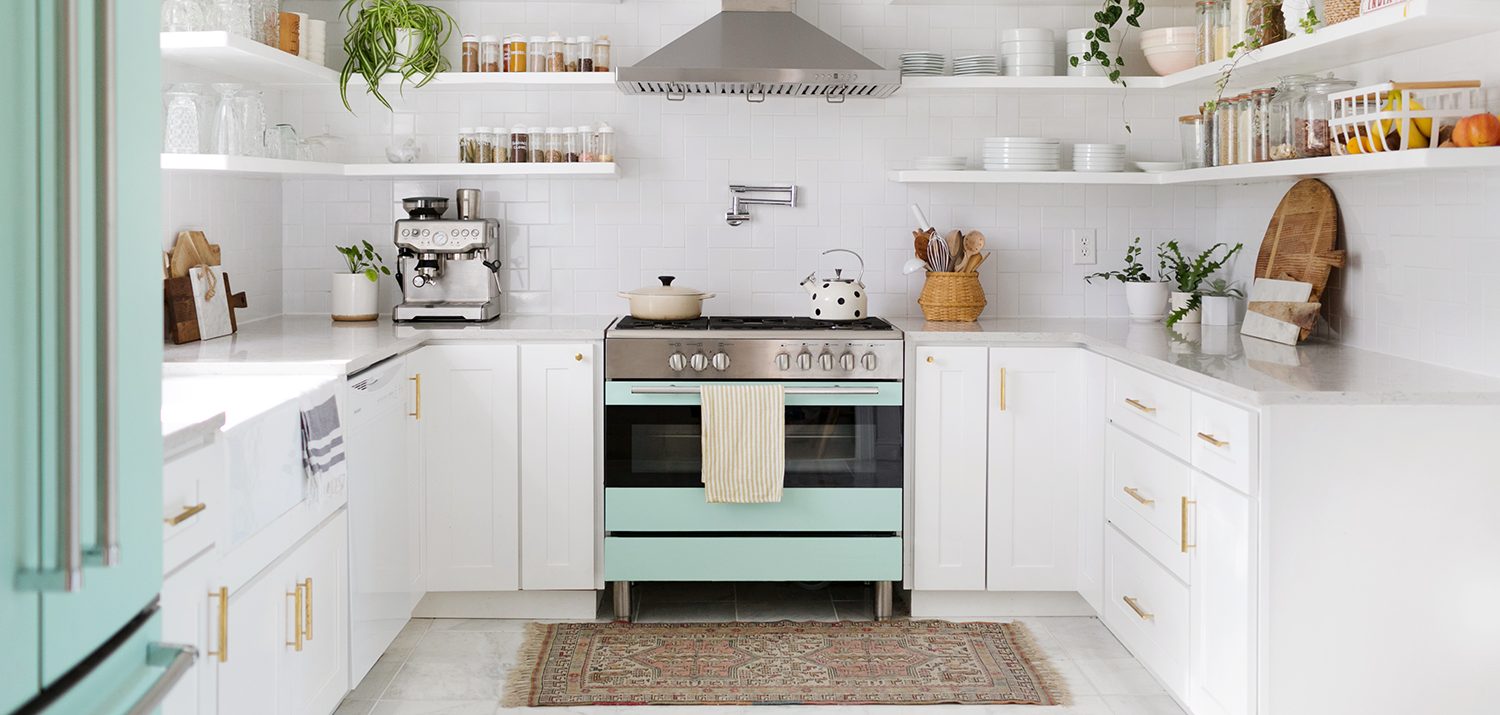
[161,174,285,321]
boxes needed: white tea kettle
[801,249,868,321]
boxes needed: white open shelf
[898,75,1156,94]
[161,31,338,85]
[355,71,618,91]
[161,154,620,179]
[888,148,1500,186]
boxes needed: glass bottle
[596,122,615,162]
[576,124,596,162]
[546,32,564,72]
[1267,73,1316,160]
[593,35,611,72]
[480,35,501,72]
[564,37,580,72]
[578,36,595,72]
[510,124,530,163]
[509,36,527,72]
[461,34,479,72]
[527,126,545,162]
[1294,76,1355,158]
[528,36,546,73]
[1179,114,1208,168]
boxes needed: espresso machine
[393,190,502,322]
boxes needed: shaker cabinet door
[912,346,990,590]
[519,343,599,591]
[1189,472,1254,715]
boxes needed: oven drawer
[604,536,902,581]
[606,488,901,532]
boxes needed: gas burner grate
[613,316,711,331]
[709,316,895,331]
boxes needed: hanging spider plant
[338,0,455,113]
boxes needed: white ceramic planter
[332,273,379,322]
[1201,295,1240,325]
[1169,291,1202,324]
[393,28,422,60]
[1124,281,1170,322]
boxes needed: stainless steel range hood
[616,0,900,101]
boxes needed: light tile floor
[336,582,1185,715]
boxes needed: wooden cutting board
[1255,179,1346,302]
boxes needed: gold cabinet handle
[1122,486,1154,506]
[575,352,584,362]
[1196,432,1228,448]
[208,586,228,663]
[998,367,1007,411]
[1181,497,1196,553]
[1124,398,1156,414]
[1123,595,1154,621]
[925,356,934,363]
[303,578,313,641]
[409,374,422,420]
[164,502,206,526]
[286,582,305,651]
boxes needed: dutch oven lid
[621,275,710,297]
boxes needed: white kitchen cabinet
[216,560,281,715]
[1189,471,1253,715]
[419,344,521,592]
[986,348,1083,591]
[912,346,990,591]
[519,343,598,590]
[159,550,218,715]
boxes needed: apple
[1452,113,1500,148]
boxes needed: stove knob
[775,352,791,371]
[711,352,731,371]
[689,353,710,372]
[839,352,856,371]
[796,351,813,371]
[818,351,834,371]
[667,352,687,372]
[862,352,878,371]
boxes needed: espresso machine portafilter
[393,191,502,322]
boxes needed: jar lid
[597,122,614,133]
[528,126,543,132]
[548,32,562,41]
[463,34,477,41]
[513,124,528,132]
[577,124,594,133]
[596,35,610,43]
[479,34,496,42]
[475,126,491,133]
[1178,114,1202,122]
[459,127,474,133]
[545,126,561,133]
[562,126,577,133]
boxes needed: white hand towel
[700,384,785,504]
[299,383,346,505]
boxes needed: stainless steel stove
[603,316,904,622]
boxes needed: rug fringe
[1003,621,1072,707]
[501,621,552,708]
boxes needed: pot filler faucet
[725,184,797,226]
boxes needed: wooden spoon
[964,230,986,257]
[914,229,932,265]
[945,230,964,266]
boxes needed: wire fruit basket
[1328,81,1482,155]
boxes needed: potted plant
[333,241,391,321]
[1161,241,1244,327]
[1199,278,1245,325]
[1085,237,1170,322]
[338,0,455,112]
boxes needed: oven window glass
[605,404,902,488]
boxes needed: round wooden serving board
[1255,178,1346,302]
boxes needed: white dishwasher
[346,356,422,686]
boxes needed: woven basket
[1324,0,1360,25]
[918,272,986,322]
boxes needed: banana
[1379,90,1433,139]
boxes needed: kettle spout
[799,271,818,293]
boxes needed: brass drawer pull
[1196,432,1228,448]
[164,502,206,526]
[286,582,305,651]
[1123,595,1154,621]
[998,367,1007,412]
[1124,398,1156,414]
[409,374,422,420]
[303,578,313,640]
[208,586,229,663]
[1181,497,1196,553]
[1122,486,1154,506]
[575,353,584,362]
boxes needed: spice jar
[461,34,479,73]
[1248,87,1276,162]
[561,126,579,162]
[564,37,580,72]
[578,35,595,72]
[546,32,564,72]
[539,127,560,162]
[527,126,545,162]
[480,35,501,73]
[1267,73,1316,160]
[595,122,615,162]
[510,124,530,163]
[576,124,596,161]
[528,36,546,72]
[474,127,494,163]
[1294,76,1355,158]
[458,127,476,163]
[509,35,527,72]
[1179,115,1209,168]
[593,35,611,72]
[1196,1,1229,65]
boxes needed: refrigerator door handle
[123,643,198,715]
[85,0,121,569]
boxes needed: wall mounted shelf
[353,72,618,91]
[161,154,620,179]
[161,31,337,85]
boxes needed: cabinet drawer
[605,536,901,582]
[1104,525,1188,701]
[1106,426,1191,582]
[1190,393,1255,494]
[1108,361,1192,460]
[163,439,223,574]
[606,488,902,532]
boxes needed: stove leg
[612,581,632,622]
[874,581,893,621]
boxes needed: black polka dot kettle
[800,249,867,321]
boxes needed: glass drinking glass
[211,84,242,155]
[214,0,255,39]
[265,123,300,160]
[163,85,205,154]
[236,88,267,157]
[161,0,210,32]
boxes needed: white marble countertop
[163,314,615,375]
[894,317,1500,406]
[160,372,339,446]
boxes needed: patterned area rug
[503,620,1067,707]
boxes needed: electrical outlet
[1070,229,1097,265]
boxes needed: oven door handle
[629,386,881,396]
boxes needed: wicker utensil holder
[1324,0,1360,25]
[918,271,987,322]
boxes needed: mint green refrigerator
[1,1,186,713]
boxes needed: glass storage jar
[1236,93,1255,164]
[457,127,475,163]
[480,35,501,72]
[528,37,546,72]
[510,124,530,163]
[546,32,564,72]
[1267,73,1317,160]
[1248,88,1276,162]
[576,124,596,161]
[528,127,545,162]
[509,36,527,72]
[1179,114,1209,168]
[1294,76,1356,157]
[564,37,580,72]
[578,36,595,71]
[478,127,499,163]
[461,34,479,73]
[593,35,611,72]
[561,126,580,162]
[1196,0,1230,64]
[595,122,615,162]
[1215,96,1239,165]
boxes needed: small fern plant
[1161,241,1244,326]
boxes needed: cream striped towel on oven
[700,384,786,503]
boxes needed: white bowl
[1000,40,1055,54]
[984,136,1058,143]
[1140,26,1196,44]
[1141,41,1198,52]
[1074,143,1126,150]
[1005,67,1057,76]
[1000,28,1055,42]
[1135,161,1187,173]
[1142,48,1197,75]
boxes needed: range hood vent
[616,0,901,101]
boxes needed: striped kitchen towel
[299,386,347,505]
[700,384,785,504]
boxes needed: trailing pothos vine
[1070,0,1145,132]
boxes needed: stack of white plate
[953,54,1000,76]
[1065,28,1107,78]
[1000,28,1055,77]
[900,52,946,76]
[1072,143,1127,172]
[915,156,968,171]
[981,137,1060,171]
